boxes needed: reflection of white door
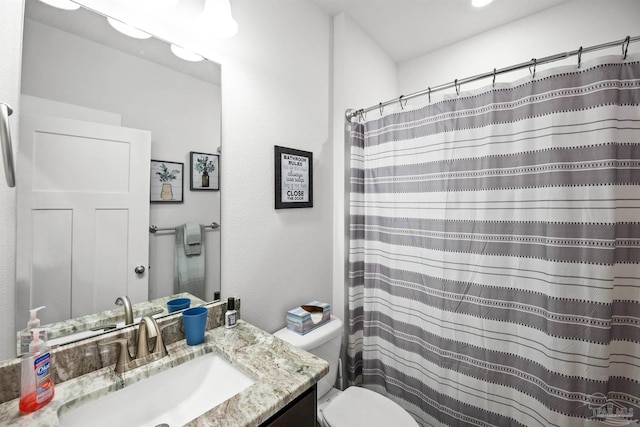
[16,113,151,328]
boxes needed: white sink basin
[58,353,255,427]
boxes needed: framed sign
[190,151,219,191]
[150,160,183,203]
[274,146,313,209]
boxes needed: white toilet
[274,316,418,427]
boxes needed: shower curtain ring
[622,35,630,60]
[577,46,583,68]
[379,102,384,116]
[399,95,407,110]
[492,68,497,88]
[358,109,366,121]
[428,87,431,103]
[529,58,537,78]
[454,79,460,96]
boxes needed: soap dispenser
[19,328,55,413]
[19,306,46,354]
[28,306,45,329]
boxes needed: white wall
[0,0,23,360]
[331,13,397,324]
[399,0,640,100]
[215,0,334,333]
[20,19,222,303]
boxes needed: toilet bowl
[274,316,418,427]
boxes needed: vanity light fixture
[107,17,152,40]
[196,0,238,39]
[37,0,80,10]
[471,0,493,7]
[170,44,205,62]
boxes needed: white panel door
[16,113,151,328]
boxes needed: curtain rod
[346,35,640,121]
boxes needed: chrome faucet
[99,316,176,373]
[115,295,134,325]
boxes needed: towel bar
[149,222,220,234]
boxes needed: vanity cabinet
[261,385,317,427]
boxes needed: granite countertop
[0,320,329,427]
[17,292,206,352]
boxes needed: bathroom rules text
[281,153,309,202]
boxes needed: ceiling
[29,0,571,80]
[311,0,570,63]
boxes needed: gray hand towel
[183,222,202,256]
[174,224,205,300]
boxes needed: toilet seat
[321,386,418,427]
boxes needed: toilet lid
[322,387,417,427]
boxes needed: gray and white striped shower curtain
[348,55,640,427]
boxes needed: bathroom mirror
[9,0,222,358]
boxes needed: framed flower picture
[150,160,183,203]
[190,151,219,191]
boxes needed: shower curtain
[348,55,640,427]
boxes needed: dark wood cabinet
[261,385,317,427]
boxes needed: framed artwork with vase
[190,151,219,191]
[150,160,183,203]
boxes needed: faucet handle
[157,319,179,357]
[98,338,132,373]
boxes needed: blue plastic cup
[167,298,191,313]
[182,307,208,345]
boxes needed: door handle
[134,265,146,275]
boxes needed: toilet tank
[274,316,343,398]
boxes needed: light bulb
[107,17,152,40]
[170,44,205,62]
[471,0,493,7]
[38,0,80,10]
[197,0,239,39]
